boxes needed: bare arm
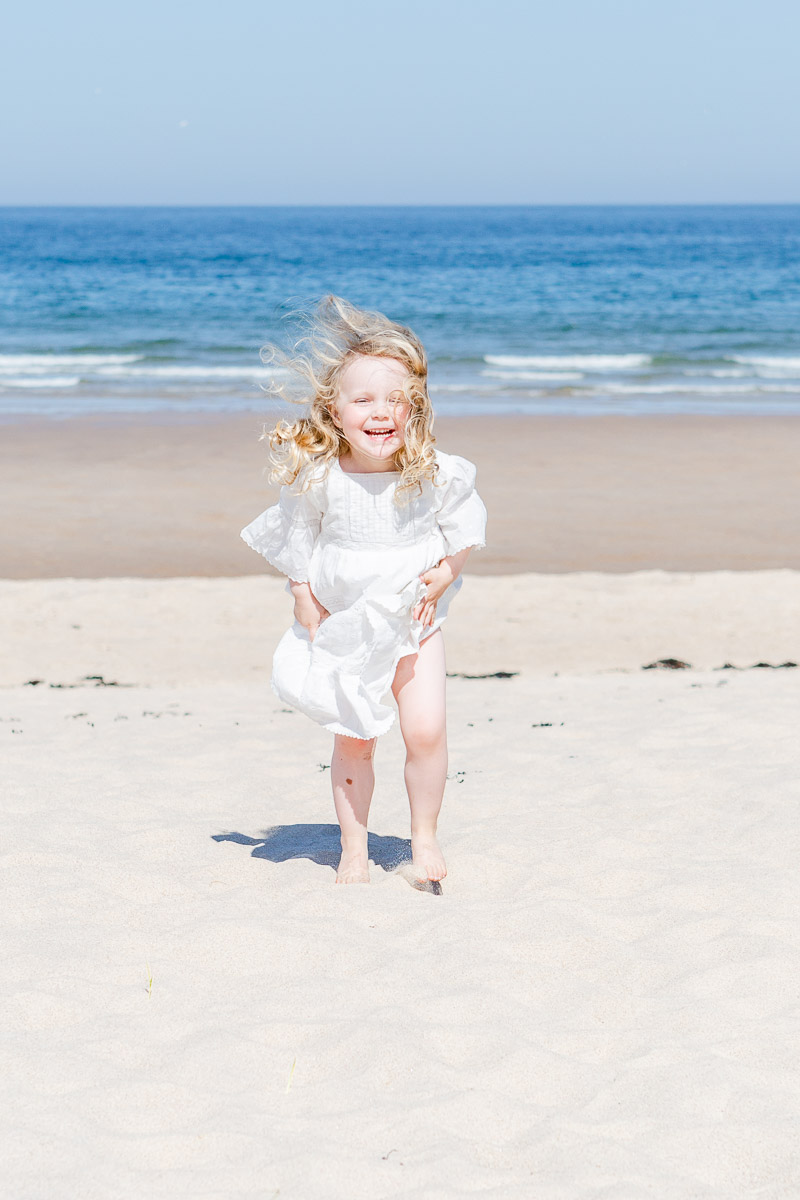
[289,579,330,642]
[412,547,472,627]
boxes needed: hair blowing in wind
[261,296,438,504]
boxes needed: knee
[335,734,376,762]
[403,720,447,758]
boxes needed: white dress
[240,450,487,740]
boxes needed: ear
[329,405,342,429]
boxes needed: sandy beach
[4,413,800,1198]
[2,413,800,576]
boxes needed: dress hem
[268,616,446,742]
[268,674,398,741]
[442,537,486,557]
[323,713,397,739]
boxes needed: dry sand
[4,569,800,1198]
[2,571,800,686]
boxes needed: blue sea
[2,206,800,418]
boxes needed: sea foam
[484,354,651,371]
[481,369,584,382]
[0,376,80,389]
[733,355,800,372]
[600,381,800,396]
[0,354,141,372]
[95,365,280,379]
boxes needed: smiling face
[332,354,410,472]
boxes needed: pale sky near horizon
[2,0,799,205]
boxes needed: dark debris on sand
[446,670,519,680]
[714,661,797,670]
[642,658,797,672]
[24,674,135,689]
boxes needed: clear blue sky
[3,0,799,204]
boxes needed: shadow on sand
[213,825,443,892]
[213,823,414,876]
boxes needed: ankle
[340,832,368,853]
[411,824,439,841]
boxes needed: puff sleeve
[240,472,324,583]
[434,453,487,556]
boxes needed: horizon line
[1,201,800,210]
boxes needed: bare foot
[336,847,370,884]
[411,833,447,882]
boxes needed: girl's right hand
[289,580,330,642]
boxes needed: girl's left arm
[414,452,487,626]
[413,547,472,627]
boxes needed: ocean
[2,205,800,419]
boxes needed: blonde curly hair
[260,296,437,505]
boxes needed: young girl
[241,297,487,886]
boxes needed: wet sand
[1,412,798,576]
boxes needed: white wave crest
[429,383,503,394]
[484,353,651,371]
[733,355,800,372]
[600,382,800,396]
[0,353,142,373]
[95,364,281,379]
[481,369,584,382]
[0,376,80,389]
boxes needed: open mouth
[365,429,396,440]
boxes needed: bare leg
[392,630,448,881]
[331,734,376,883]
